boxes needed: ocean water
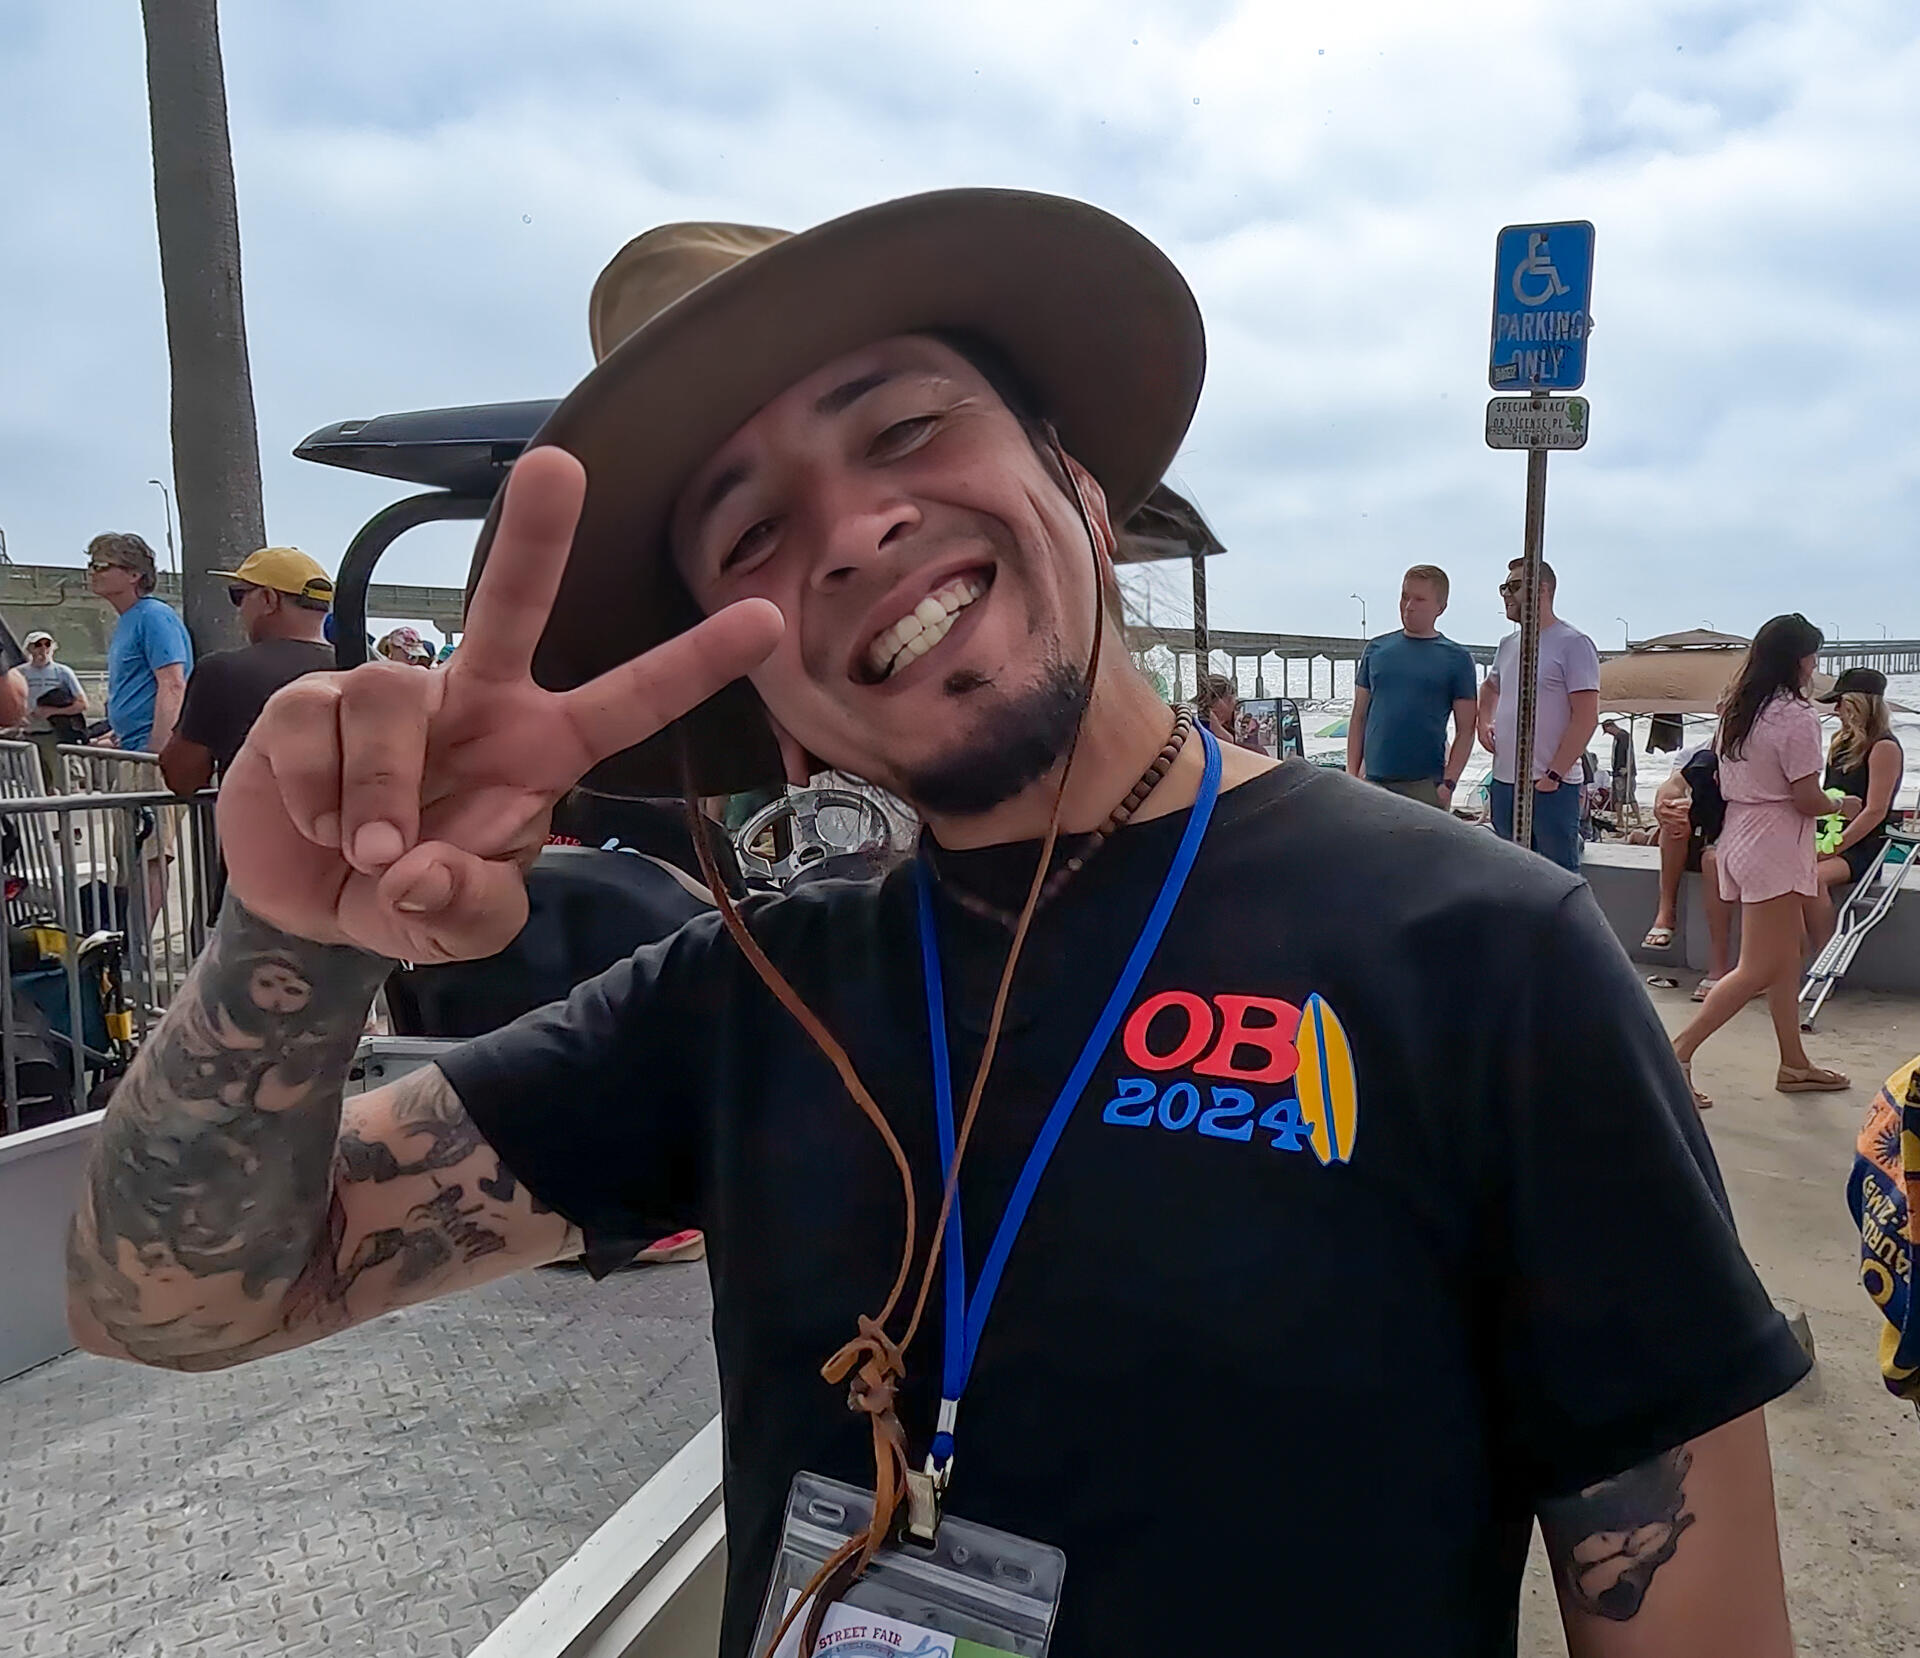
[1279,663,1920,813]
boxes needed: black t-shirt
[174,638,336,771]
[441,763,1808,1657]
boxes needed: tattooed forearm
[66,898,391,1368]
[336,1074,484,1182]
[1540,1446,1696,1622]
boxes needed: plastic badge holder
[753,1471,1066,1658]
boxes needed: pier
[1126,626,1498,702]
[1817,640,1920,676]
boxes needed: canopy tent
[1597,632,1845,714]
[1599,645,1753,714]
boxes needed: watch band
[1546,768,1565,784]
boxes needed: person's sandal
[1690,976,1719,1003]
[1678,1057,1712,1110]
[1642,925,1676,949]
[1776,1065,1850,1094]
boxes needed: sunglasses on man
[1497,578,1524,596]
[227,584,259,607]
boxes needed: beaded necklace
[934,705,1194,929]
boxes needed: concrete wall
[0,1110,97,1380]
[0,565,467,673]
[1583,842,1920,993]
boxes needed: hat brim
[468,188,1206,797]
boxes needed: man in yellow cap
[159,547,336,795]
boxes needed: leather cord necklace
[933,705,1194,930]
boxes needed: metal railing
[0,760,219,1133]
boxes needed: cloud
[2,0,1916,651]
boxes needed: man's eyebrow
[814,370,896,417]
[692,461,752,532]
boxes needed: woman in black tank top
[1812,672,1904,937]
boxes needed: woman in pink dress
[1673,614,1849,1107]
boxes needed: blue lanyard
[913,725,1222,1477]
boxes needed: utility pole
[1349,593,1367,640]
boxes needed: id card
[751,1472,1066,1658]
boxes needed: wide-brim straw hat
[467,188,1206,796]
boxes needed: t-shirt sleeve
[57,666,82,700]
[434,918,721,1275]
[1354,642,1373,690]
[1448,647,1476,702]
[1486,885,1809,1498]
[1563,631,1601,695]
[1781,701,1823,782]
[173,655,227,748]
[140,606,193,672]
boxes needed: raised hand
[217,447,783,962]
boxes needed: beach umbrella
[1316,717,1349,738]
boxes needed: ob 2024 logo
[1101,988,1357,1165]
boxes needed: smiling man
[69,192,1806,1658]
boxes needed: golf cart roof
[293,399,1222,564]
[295,400,558,498]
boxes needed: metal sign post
[1513,417,1550,851]
[1488,221,1595,853]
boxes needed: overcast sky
[4,0,1917,652]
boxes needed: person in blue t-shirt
[87,531,194,754]
[1346,564,1479,810]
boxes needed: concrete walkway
[0,1261,718,1658]
[1520,987,1920,1656]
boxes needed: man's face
[88,559,140,606]
[1399,578,1445,634]
[670,335,1105,813]
[27,642,51,666]
[233,583,272,640]
[1500,567,1552,622]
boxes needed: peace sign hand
[217,447,784,962]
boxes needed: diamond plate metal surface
[0,1262,717,1656]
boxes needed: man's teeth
[869,575,987,679]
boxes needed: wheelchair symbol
[1511,232,1570,306]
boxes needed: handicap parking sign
[1489,221,1594,391]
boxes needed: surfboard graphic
[1296,993,1358,1166]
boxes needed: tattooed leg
[1541,1447,1696,1622]
[67,898,392,1369]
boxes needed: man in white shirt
[20,629,88,788]
[1476,558,1601,872]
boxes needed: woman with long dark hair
[1672,614,1848,1106]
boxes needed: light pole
[1878,623,1890,639]
[0,525,8,565]
[147,478,177,576]
[1349,593,1366,639]
[1616,615,1630,649]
